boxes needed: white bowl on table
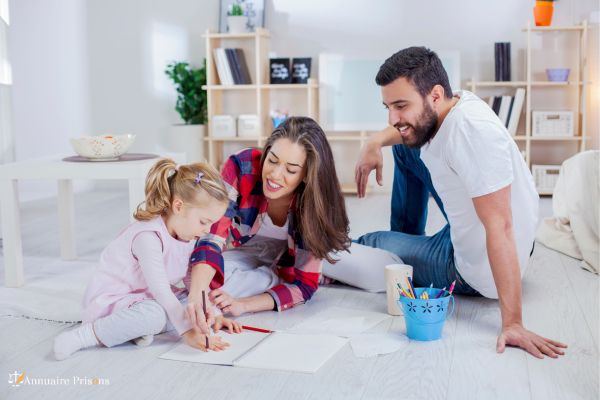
[69,134,136,161]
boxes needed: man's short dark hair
[376,47,453,99]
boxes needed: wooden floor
[0,188,598,400]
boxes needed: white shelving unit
[203,28,319,168]
[468,21,589,195]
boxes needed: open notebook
[159,331,348,374]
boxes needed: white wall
[7,0,599,199]
[9,0,91,200]
[86,0,217,153]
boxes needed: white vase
[163,124,205,164]
[227,16,247,34]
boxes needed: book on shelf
[486,89,526,136]
[213,48,252,85]
[497,95,512,126]
[494,42,511,81]
[225,48,242,84]
[507,88,525,136]
[234,48,252,84]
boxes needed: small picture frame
[219,0,265,33]
[291,58,312,84]
[270,58,291,84]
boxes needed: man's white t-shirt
[419,90,539,298]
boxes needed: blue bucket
[398,287,455,341]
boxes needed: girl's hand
[213,315,243,334]
[209,289,246,316]
[184,299,215,335]
[182,330,230,352]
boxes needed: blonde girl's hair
[133,158,229,221]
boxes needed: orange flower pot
[533,1,554,26]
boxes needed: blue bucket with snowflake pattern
[398,287,455,341]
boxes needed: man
[354,47,566,358]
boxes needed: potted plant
[533,0,556,26]
[227,3,247,34]
[164,61,207,163]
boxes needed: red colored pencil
[242,325,273,333]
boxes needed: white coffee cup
[384,264,413,316]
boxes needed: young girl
[54,159,241,360]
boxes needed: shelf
[468,81,583,87]
[468,81,527,87]
[523,25,585,32]
[530,136,582,141]
[260,84,318,89]
[537,191,554,196]
[205,136,262,142]
[512,136,527,140]
[327,136,365,141]
[203,29,270,39]
[203,85,257,91]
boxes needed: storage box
[211,115,236,137]
[532,111,574,137]
[237,114,260,137]
[532,164,561,194]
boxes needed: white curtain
[0,0,13,164]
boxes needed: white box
[532,164,561,194]
[237,114,260,138]
[532,111,574,137]
[211,115,236,137]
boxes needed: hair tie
[195,172,204,184]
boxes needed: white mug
[384,264,413,316]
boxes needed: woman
[184,116,351,323]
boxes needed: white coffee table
[0,154,183,287]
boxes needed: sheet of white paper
[234,332,348,374]
[287,307,391,337]
[158,331,267,365]
[349,333,409,358]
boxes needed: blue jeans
[356,145,481,296]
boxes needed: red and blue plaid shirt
[189,148,322,311]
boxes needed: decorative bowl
[69,134,136,161]
[546,68,570,82]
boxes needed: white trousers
[322,242,403,293]
[219,235,286,298]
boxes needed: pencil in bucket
[397,284,455,341]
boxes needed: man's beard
[398,101,438,149]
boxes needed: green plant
[164,61,207,125]
[229,3,244,16]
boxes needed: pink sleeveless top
[81,216,194,329]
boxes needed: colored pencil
[434,287,447,299]
[202,290,209,348]
[407,276,417,299]
[242,325,273,333]
[448,280,457,295]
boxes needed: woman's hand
[182,329,230,352]
[213,315,243,334]
[209,289,247,316]
[184,299,215,335]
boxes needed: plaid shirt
[189,148,322,311]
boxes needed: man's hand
[209,289,246,316]
[497,323,567,359]
[355,140,384,198]
[184,300,215,335]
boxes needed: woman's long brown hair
[261,116,350,263]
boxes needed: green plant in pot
[164,61,207,162]
[227,2,248,34]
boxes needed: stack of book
[487,88,526,136]
[213,48,252,85]
[494,42,511,81]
